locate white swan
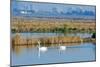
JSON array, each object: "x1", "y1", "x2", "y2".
[
  {"x1": 59, "y1": 46, "x2": 66, "y2": 51},
  {"x1": 37, "y1": 41, "x2": 48, "y2": 52},
  {"x1": 37, "y1": 41, "x2": 48, "y2": 58},
  {"x1": 59, "y1": 43, "x2": 66, "y2": 51},
  {"x1": 39, "y1": 47, "x2": 47, "y2": 52}
]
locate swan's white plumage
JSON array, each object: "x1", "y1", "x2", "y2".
[
  {"x1": 59, "y1": 46, "x2": 66, "y2": 51},
  {"x1": 39, "y1": 47, "x2": 47, "y2": 52},
  {"x1": 38, "y1": 41, "x2": 48, "y2": 52}
]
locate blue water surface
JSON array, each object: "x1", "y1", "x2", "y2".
[{"x1": 11, "y1": 42, "x2": 96, "y2": 66}]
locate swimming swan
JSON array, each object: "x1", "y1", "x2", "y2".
[{"x1": 37, "y1": 41, "x2": 48, "y2": 52}]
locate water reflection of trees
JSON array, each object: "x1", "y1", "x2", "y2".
[{"x1": 12, "y1": 44, "x2": 35, "y2": 55}]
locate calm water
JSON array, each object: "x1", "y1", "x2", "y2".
[
  {"x1": 11, "y1": 42, "x2": 96, "y2": 66},
  {"x1": 12, "y1": 33, "x2": 92, "y2": 38}
]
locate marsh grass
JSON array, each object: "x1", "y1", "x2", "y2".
[
  {"x1": 11, "y1": 18, "x2": 96, "y2": 33},
  {"x1": 12, "y1": 33, "x2": 96, "y2": 47}
]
